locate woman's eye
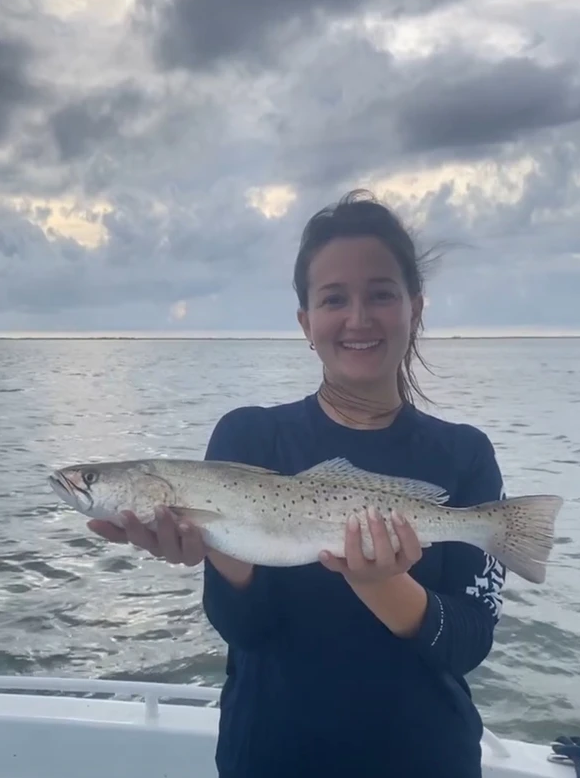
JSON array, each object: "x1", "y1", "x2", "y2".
[
  {"x1": 322, "y1": 294, "x2": 345, "y2": 306},
  {"x1": 372, "y1": 289, "x2": 396, "y2": 301}
]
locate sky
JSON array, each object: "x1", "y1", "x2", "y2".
[{"x1": 1, "y1": 0, "x2": 579, "y2": 336}]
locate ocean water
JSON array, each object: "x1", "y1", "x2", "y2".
[{"x1": 0, "y1": 337, "x2": 579, "y2": 744}]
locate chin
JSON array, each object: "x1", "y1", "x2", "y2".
[
  {"x1": 332, "y1": 359, "x2": 398, "y2": 388},
  {"x1": 334, "y1": 366, "x2": 390, "y2": 387}
]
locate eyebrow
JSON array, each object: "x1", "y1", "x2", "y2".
[{"x1": 317, "y1": 277, "x2": 397, "y2": 292}]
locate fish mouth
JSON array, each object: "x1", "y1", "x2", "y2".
[{"x1": 48, "y1": 470, "x2": 94, "y2": 513}]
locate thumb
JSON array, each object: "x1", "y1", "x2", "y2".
[{"x1": 318, "y1": 551, "x2": 345, "y2": 573}]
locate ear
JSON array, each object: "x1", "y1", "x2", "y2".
[
  {"x1": 297, "y1": 308, "x2": 312, "y2": 343},
  {"x1": 410, "y1": 294, "x2": 424, "y2": 332}
]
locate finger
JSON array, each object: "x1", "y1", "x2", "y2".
[
  {"x1": 155, "y1": 507, "x2": 184, "y2": 564},
  {"x1": 391, "y1": 511, "x2": 422, "y2": 564},
  {"x1": 318, "y1": 550, "x2": 348, "y2": 574},
  {"x1": 367, "y1": 507, "x2": 396, "y2": 567},
  {"x1": 345, "y1": 513, "x2": 367, "y2": 571},
  {"x1": 177, "y1": 522, "x2": 206, "y2": 567},
  {"x1": 87, "y1": 519, "x2": 128, "y2": 544},
  {"x1": 123, "y1": 511, "x2": 162, "y2": 557}
]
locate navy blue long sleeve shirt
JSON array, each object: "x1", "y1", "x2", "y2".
[{"x1": 202, "y1": 393, "x2": 506, "y2": 778}]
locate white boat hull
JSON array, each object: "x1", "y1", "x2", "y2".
[{"x1": 0, "y1": 676, "x2": 572, "y2": 778}]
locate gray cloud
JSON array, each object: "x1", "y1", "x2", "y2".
[
  {"x1": 397, "y1": 56, "x2": 580, "y2": 152},
  {"x1": 267, "y1": 38, "x2": 580, "y2": 191},
  {"x1": 0, "y1": 36, "x2": 40, "y2": 140},
  {"x1": 0, "y1": 0, "x2": 579, "y2": 333},
  {"x1": 0, "y1": 172, "x2": 289, "y2": 320},
  {"x1": 50, "y1": 83, "x2": 147, "y2": 162},
  {"x1": 139, "y1": 0, "x2": 453, "y2": 73}
]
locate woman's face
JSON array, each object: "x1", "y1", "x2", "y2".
[{"x1": 298, "y1": 236, "x2": 423, "y2": 391}]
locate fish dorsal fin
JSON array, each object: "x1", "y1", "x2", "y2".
[
  {"x1": 297, "y1": 458, "x2": 450, "y2": 505},
  {"x1": 218, "y1": 461, "x2": 279, "y2": 476}
]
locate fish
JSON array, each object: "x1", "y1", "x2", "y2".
[{"x1": 47, "y1": 456, "x2": 564, "y2": 584}]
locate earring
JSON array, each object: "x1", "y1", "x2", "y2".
[{"x1": 309, "y1": 342, "x2": 315, "y2": 350}]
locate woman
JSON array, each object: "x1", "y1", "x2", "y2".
[{"x1": 89, "y1": 190, "x2": 507, "y2": 778}]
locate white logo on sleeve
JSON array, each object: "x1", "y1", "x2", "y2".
[{"x1": 465, "y1": 482, "x2": 506, "y2": 620}]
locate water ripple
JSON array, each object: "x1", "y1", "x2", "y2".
[{"x1": 0, "y1": 338, "x2": 579, "y2": 742}]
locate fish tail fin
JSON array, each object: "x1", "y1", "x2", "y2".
[{"x1": 485, "y1": 495, "x2": 563, "y2": 584}]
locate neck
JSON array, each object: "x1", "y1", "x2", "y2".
[{"x1": 316, "y1": 373, "x2": 403, "y2": 430}]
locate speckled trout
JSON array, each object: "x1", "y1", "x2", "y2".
[{"x1": 48, "y1": 457, "x2": 563, "y2": 583}]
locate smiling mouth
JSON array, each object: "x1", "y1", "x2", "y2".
[{"x1": 340, "y1": 340, "x2": 382, "y2": 351}]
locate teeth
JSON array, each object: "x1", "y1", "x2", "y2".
[{"x1": 342, "y1": 341, "x2": 380, "y2": 350}]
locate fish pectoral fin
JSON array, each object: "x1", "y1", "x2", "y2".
[
  {"x1": 297, "y1": 458, "x2": 450, "y2": 505},
  {"x1": 168, "y1": 507, "x2": 224, "y2": 525}
]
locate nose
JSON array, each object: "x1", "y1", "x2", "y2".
[{"x1": 346, "y1": 297, "x2": 372, "y2": 328}]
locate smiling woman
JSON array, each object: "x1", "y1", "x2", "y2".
[
  {"x1": 89, "y1": 189, "x2": 511, "y2": 778},
  {"x1": 293, "y1": 190, "x2": 432, "y2": 421}
]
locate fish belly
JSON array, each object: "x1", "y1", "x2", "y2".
[{"x1": 199, "y1": 519, "x2": 344, "y2": 566}]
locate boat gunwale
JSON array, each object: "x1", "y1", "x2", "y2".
[{"x1": 0, "y1": 674, "x2": 567, "y2": 777}]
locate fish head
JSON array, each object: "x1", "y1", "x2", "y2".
[{"x1": 48, "y1": 460, "x2": 176, "y2": 521}]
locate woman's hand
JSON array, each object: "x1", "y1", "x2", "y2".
[
  {"x1": 87, "y1": 506, "x2": 255, "y2": 588},
  {"x1": 87, "y1": 506, "x2": 206, "y2": 566},
  {"x1": 319, "y1": 506, "x2": 423, "y2": 586},
  {"x1": 320, "y1": 507, "x2": 428, "y2": 638}
]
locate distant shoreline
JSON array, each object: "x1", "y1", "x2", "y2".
[{"x1": 1, "y1": 335, "x2": 579, "y2": 342}]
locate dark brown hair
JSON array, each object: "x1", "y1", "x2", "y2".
[{"x1": 293, "y1": 188, "x2": 437, "y2": 406}]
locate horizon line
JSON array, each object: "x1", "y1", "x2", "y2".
[{"x1": 1, "y1": 326, "x2": 580, "y2": 341}]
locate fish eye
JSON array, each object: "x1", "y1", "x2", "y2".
[{"x1": 83, "y1": 470, "x2": 99, "y2": 487}]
